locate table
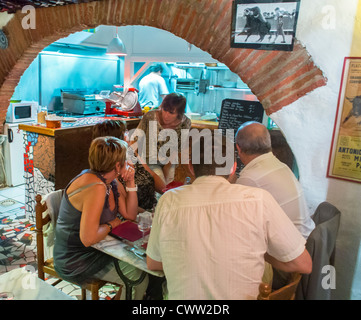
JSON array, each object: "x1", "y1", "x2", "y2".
[
  {"x1": 0, "y1": 268, "x2": 75, "y2": 300},
  {"x1": 92, "y1": 235, "x2": 164, "y2": 300}
]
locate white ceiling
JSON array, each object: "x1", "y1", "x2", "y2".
[{"x1": 55, "y1": 25, "x2": 217, "y2": 63}]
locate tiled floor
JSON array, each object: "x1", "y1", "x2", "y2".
[{"x1": 0, "y1": 185, "x2": 119, "y2": 300}]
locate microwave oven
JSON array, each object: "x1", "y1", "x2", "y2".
[{"x1": 6, "y1": 101, "x2": 39, "y2": 123}]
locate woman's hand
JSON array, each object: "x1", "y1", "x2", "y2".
[
  {"x1": 108, "y1": 216, "x2": 122, "y2": 231},
  {"x1": 121, "y1": 164, "x2": 135, "y2": 183}
]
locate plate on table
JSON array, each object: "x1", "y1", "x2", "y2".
[{"x1": 62, "y1": 117, "x2": 78, "y2": 122}]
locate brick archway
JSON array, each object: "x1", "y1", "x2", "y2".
[{"x1": 0, "y1": 0, "x2": 326, "y2": 132}]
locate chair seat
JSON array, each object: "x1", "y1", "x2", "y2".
[
  {"x1": 43, "y1": 257, "x2": 112, "y2": 297},
  {"x1": 43, "y1": 258, "x2": 60, "y2": 279},
  {"x1": 44, "y1": 257, "x2": 55, "y2": 268}
]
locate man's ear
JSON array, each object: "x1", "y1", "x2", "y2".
[
  {"x1": 188, "y1": 163, "x2": 195, "y2": 177},
  {"x1": 231, "y1": 161, "x2": 237, "y2": 175},
  {"x1": 227, "y1": 161, "x2": 238, "y2": 183},
  {"x1": 236, "y1": 144, "x2": 241, "y2": 156}
]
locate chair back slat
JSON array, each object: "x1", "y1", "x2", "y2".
[
  {"x1": 35, "y1": 194, "x2": 47, "y2": 280},
  {"x1": 258, "y1": 273, "x2": 301, "y2": 300}
]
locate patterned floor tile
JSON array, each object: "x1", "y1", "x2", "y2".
[{"x1": 0, "y1": 186, "x2": 123, "y2": 300}]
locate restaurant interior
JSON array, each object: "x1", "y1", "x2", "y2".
[{"x1": 0, "y1": 0, "x2": 361, "y2": 301}]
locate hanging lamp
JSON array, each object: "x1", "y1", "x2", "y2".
[{"x1": 106, "y1": 27, "x2": 127, "y2": 56}]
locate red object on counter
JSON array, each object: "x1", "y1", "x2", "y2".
[{"x1": 105, "y1": 88, "x2": 143, "y2": 117}]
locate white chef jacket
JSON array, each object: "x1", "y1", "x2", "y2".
[
  {"x1": 236, "y1": 152, "x2": 315, "y2": 239},
  {"x1": 146, "y1": 176, "x2": 306, "y2": 300},
  {"x1": 138, "y1": 72, "x2": 169, "y2": 108}
]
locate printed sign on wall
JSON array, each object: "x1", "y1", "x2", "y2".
[{"x1": 328, "y1": 57, "x2": 361, "y2": 183}]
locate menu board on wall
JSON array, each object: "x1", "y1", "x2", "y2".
[
  {"x1": 218, "y1": 99, "x2": 264, "y2": 135},
  {"x1": 327, "y1": 57, "x2": 361, "y2": 184},
  {"x1": 219, "y1": 98, "x2": 264, "y2": 176}
]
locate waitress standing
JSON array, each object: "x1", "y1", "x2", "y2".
[{"x1": 131, "y1": 92, "x2": 191, "y2": 186}]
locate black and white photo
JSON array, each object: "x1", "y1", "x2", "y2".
[{"x1": 231, "y1": 0, "x2": 301, "y2": 51}]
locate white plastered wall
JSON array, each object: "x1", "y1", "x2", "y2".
[{"x1": 271, "y1": 0, "x2": 361, "y2": 299}]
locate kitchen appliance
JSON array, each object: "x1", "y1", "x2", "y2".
[
  {"x1": 61, "y1": 89, "x2": 106, "y2": 115},
  {"x1": 3, "y1": 122, "x2": 33, "y2": 186},
  {"x1": 102, "y1": 88, "x2": 143, "y2": 117},
  {"x1": 175, "y1": 78, "x2": 208, "y2": 94},
  {"x1": 6, "y1": 101, "x2": 38, "y2": 123}
]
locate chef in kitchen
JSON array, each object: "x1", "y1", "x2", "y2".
[{"x1": 138, "y1": 63, "x2": 169, "y2": 110}]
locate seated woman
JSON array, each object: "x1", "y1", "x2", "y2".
[
  {"x1": 130, "y1": 92, "x2": 191, "y2": 185},
  {"x1": 53, "y1": 136, "x2": 148, "y2": 299},
  {"x1": 92, "y1": 119, "x2": 165, "y2": 211}
]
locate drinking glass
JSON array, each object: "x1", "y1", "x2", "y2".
[
  {"x1": 0, "y1": 292, "x2": 14, "y2": 300},
  {"x1": 137, "y1": 211, "x2": 152, "y2": 245}
]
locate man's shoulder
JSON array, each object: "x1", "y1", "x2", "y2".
[
  {"x1": 240, "y1": 153, "x2": 286, "y2": 177},
  {"x1": 223, "y1": 181, "x2": 273, "y2": 201}
]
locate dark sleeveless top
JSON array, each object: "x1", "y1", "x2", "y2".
[{"x1": 53, "y1": 169, "x2": 120, "y2": 285}]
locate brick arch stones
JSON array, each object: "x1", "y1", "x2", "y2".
[{"x1": 0, "y1": 0, "x2": 327, "y2": 133}]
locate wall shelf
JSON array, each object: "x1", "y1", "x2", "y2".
[
  {"x1": 207, "y1": 86, "x2": 251, "y2": 92},
  {"x1": 205, "y1": 66, "x2": 229, "y2": 70}
]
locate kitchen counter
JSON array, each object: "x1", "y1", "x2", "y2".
[
  {"x1": 18, "y1": 116, "x2": 140, "y2": 136},
  {"x1": 190, "y1": 120, "x2": 219, "y2": 130},
  {"x1": 19, "y1": 117, "x2": 219, "y2": 135}
]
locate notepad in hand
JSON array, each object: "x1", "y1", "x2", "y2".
[{"x1": 110, "y1": 220, "x2": 149, "y2": 242}]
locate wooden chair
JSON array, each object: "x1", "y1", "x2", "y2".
[
  {"x1": 35, "y1": 194, "x2": 122, "y2": 300},
  {"x1": 257, "y1": 272, "x2": 301, "y2": 300}
]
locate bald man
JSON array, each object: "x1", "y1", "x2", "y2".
[{"x1": 235, "y1": 121, "x2": 315, "y2": 239}]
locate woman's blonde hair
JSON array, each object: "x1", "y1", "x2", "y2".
[{"x1": 88, "y1": 136, "x2": 127, "y2": 173}]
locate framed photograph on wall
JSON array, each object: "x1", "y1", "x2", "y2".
[
  {"x1": 327, "y1": 57, "x2": 361, "y2": 184},
  {"x1": 231, "y1": 0, "x2": 301, "y2": 51}
]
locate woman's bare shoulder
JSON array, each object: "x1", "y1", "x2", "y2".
[{"x1": 67, "y1": 172, "x2": 105, "y2": 194}]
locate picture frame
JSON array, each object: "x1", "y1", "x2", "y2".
[
  {"x1": 231, "y1": 0, "x2": 301, "y2": 51},
  {"x1": 327, "y1": 57, "x2": 361, "y2": 184}
]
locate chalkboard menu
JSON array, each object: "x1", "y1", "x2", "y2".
[
  {"x1": 219, "y1": 99, "x2": 264, "y2": 135},
  {"x1": 219, "y1": 99, "x2": 264, "y2": 176}
]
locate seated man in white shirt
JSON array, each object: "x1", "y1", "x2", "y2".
[
  {"x1": 146, "y1": 133, "x2": 312, "y2": 300},
  {"x1": 235, "y1": 121, "x2": 315, "y2": 239}
]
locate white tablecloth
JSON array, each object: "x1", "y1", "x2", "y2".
[
  {"x1": 92, "y1": 235, "x2": 164, "y2": 277},
  {"x1": 0, "y1": 268, "x2": 75, "y2": 300}
]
